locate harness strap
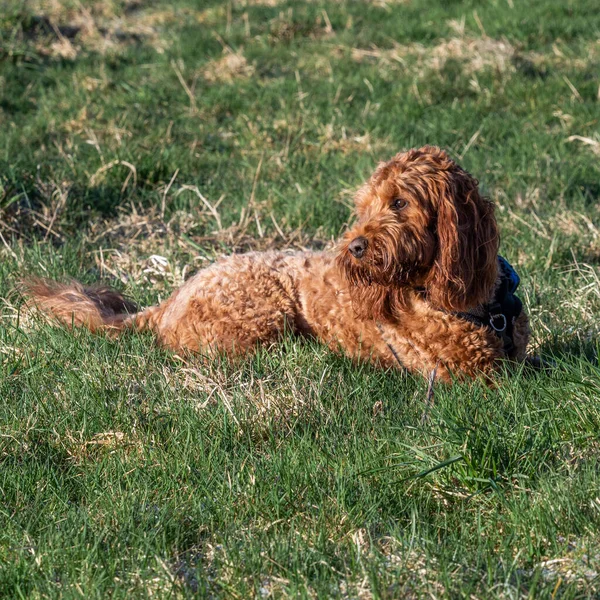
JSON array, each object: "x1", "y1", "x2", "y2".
[{"x1": 454, "y1": 257, "x2": 523, "y2": 355}]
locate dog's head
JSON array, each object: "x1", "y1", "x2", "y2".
[{"x1": 337, "y1": 146, "x2": 499, "y2": 320}]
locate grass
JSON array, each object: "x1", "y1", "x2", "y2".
[{"x1": 1, "y1": 0, "x2": 600, "y2": 597}]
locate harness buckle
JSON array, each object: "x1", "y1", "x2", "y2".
[{"x1": 489, "y1": 313, "x2": 507, "y2": 332}]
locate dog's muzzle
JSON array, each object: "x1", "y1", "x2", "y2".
[{"x1": 348, "y1": 236, "x2": 368, "y2": 259}]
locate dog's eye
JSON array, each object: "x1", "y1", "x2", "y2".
[{"x1": 391, "y1": 198, "x2": 409, "y2": 211}]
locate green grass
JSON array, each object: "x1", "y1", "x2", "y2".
[{"x1": 1, "y1": 0, "x2": 600, "y2": 597}]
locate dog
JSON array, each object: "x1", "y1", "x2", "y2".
[{"x1": 22, "y1": 146, "x2": 530, "y2": 381}]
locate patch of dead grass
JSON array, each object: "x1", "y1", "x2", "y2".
[
  {"x1": 268, "y1": 8, "x2": 334, "y2": 44},
  {"x1": 517, "y1": 536, "x2": 600, "y2": 586},
  {"x1": 237, "y1": 0, "x2": 288, "y2": 6},
  {"x1": 63, "y1": 430, "x2": 146, "y2": 464},
  {"x1": 201, "y1": 48, "x2": 255, "y2": 84},
  {"x1": 0, "y1": 426, "x2": 145, "y2": 466},
  {"x1": 159, "y1": 352, "x2": 331, "y2": 441},
  {"x1": 428, "y1": 36, "x2": 516, "y2": 74},
  {"x1": 22, "y1": 1, "x2": 218, "y2": 59},
  {"x1": 336, "y1": 536, "x2": 444, "y2": 599},
  {"x1": 317, "y1": 124, "x2": 381, "y2": 155},
  {"x1": 527, "y1": 39, "x2": 600, "y2": 71},
  {"x1": 568, "y1": 135, "x2": 600, "y2": 156},
  {"x1": 350, "y1": 36, "x2": 517, "y2": 76},
  {"x1": 349, "y1": 35, "x2": 599, "y2": 84},
  {"x1": 82, "y1": 192, "x2": 333, "y2": 293}
]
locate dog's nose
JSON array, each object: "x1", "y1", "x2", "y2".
[{"x1": 348, "y1": 236, "x2": 368, "y2": 258}]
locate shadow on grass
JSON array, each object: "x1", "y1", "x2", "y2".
[
  {"x1": 0, "y1": 180, "x2": 161, "y2": 244},
  {"x1": 528, "y1": 334, "x2": 599, "y2": 385}
]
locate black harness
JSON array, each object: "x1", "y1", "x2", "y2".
[{"x1": 454, "y1": 256, "x2": 523, "y2": 355}]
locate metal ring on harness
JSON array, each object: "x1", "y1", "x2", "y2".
[{"x1": 489, "y1": 313, "x2": 507, "y2": 332}]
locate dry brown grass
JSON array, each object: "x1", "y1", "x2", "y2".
[
  {"x1": 268, "y1": 8, "x2": 334, "y2": 44},
  {"x1": 349, "y1": 34, "x2": 600, "y2": 84},
  {"x1": 527, "y1": 39, "x2": 600, "y2": 71},
  {"x1": 167, "y1": 357, "x2": 326, "y2": 440},
  {"x1": 316, "y1": 124, "x2": 386, "y2": 155},
  {"x1": 86, "y1": 204, "x2": 333, "y2": 291},
  {"x1": 350, "y1": 35, "x2": 517, "y2": 76},
  {"x1": 62, "y1": 429, "x2": 145, "y2": 464},
  {"x1": 201, "y1": 48, "x2": 255, "y2": 84},
  {"x1": 23, "y1": 0, "x2": 220, "y2": 58}
]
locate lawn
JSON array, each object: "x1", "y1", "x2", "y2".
[{"x1": 1, "y1": 0, "x2": 600, "y2": 597}]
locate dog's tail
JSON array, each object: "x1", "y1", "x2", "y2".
[{"x1": 20, "y1": 277, "x2": 161, "y2": 336}]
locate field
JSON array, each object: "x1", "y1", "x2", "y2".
[{"x1": 1, "y1": 0, "x2": 600, "y2": 597}]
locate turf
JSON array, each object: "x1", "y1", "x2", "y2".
[{"x1": 1, "y1": 0, "x2": 600, "y2": 597}]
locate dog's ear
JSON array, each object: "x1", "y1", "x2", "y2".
[{"x1": 424, "y1": 167, "x2": 499, "y2": 311}]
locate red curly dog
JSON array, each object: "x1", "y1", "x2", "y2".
[{"x1": 24, "y1": 146, "x2": 530, "y2": 381}]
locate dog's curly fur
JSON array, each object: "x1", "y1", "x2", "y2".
[{"x1": 22, "y1": 146, "x2": 530, "y2": 381}]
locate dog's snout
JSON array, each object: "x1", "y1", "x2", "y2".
[{"x1": 348, "y1": 236, "x2": 368, "y2": 258}]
